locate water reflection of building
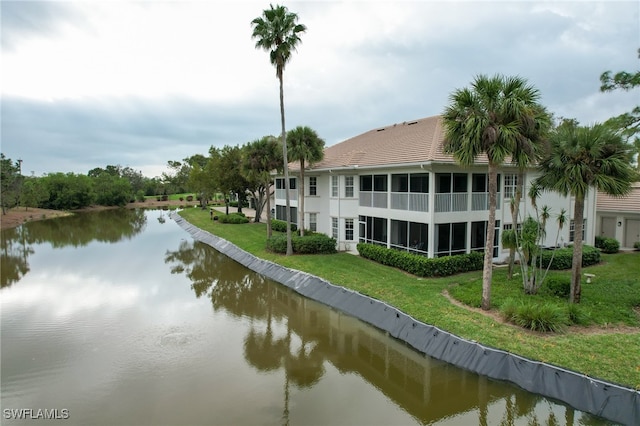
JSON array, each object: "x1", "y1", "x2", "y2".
[{"x1": 268, "y1": 284, "x2": 542, "y2": 425}]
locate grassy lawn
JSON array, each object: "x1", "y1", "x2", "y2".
[{"x1": 178, "y1": 207, "x2": 640, "y2": 389}]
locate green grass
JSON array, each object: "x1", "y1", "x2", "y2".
[{"x1": 178, "y1": 208, "x2": 640, "y2": 389}]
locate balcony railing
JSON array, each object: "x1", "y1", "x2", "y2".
[
  {"x1": 359, "y1": 191, "x2": 387, "y2": 208},
  {"x1": 390, "y1": 192, "x2": 429, "y2": 212},
  {"x1": 275, "y1": 189, "x2": 298, "y2": 201},
  {"x1": 434, "y1": 193, "x2": 467, "y2": 213},
  {"x1": 472, "y1": 192, "x2": 501, "y2": 211}
]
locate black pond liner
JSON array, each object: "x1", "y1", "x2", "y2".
[{"x1": 171, "y1": 213, "x2": 640, "y2": 425}]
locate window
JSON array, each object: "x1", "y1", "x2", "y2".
[
  {"x1": 309, "y1": 213, "x2": 317, "y2": 232},
  {"x1": 569, "y1": 219, "x2": 587, "y2": 242},
  {"x1": 373, "y1": 175, "x2": 388, "y2": 192},
  {"x1": 345, "y1": 176, "x2": 354, "y2": 198},
  {"x1": 345, "y1": 218, "x2": 354, "y2": 241},
  {"x1": 276, "y1": 205, "x2": 298, "y2": 223},
  {"x1": 360, "y1": 175, "x2": 373, "y2": 192},
  {"x1": 392, "y1": 174, "x2": 409, "y2": 192},
  {"x1": 276, "y1": 178, "x2": 296, "y2": 189},
  {"x1": 331, "y1": 175, "x2": 339, "y2": 197},
  {"x1": 504, "y1": 174, "x2": 518, "y2": 200},
  {"x1": 358, "y1": 215, "x2": 387, "y2": 245},
  {"x1": 436, "y1": 222, "x2": 467, "y2": 257},
  {"x1": 331, "y1": 217, "x2": 339, "y2": 239},
  {"x1": 471, "y1": 221, "x2": 500, "y2": 257},
  {"x1": 309, "y1": 176, "x2": 317, "y2": 196},
  {"x1": 409, "y1": 173, "x2": 429, "y2": 193},
  {"x1": 472, "y1": 174, "x2": 487, "y2": 192}
]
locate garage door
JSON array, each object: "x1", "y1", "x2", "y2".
[{"x1": 624, "y1": 219, "x2": 640, "y2": 248}]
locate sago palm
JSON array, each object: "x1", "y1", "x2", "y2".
[
  {"x1": 442, "y1": 74, "x2": 550, "y2": 310},
  {"x1": 251, "y1": 4, "x2": 306, "y2": 255},
  {"x1": 534, "y1": 122, "x2": 635, "y2": 303},
  {"x1": 287, "y1": 126, "x2": 325, "y2": 236}
]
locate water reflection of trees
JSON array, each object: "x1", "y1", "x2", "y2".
[
  {"x1": 0, "y1": 209, "x2": 147, "y2": 288},
  {"x1": 167, "y1": 239, "x2": 606, "y2": 425}
]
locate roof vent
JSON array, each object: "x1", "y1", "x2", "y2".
[
  {"x1": 376, "y1": 128, "x2": 385, "y2": 132},
  {"x1": 407, "y1": 121, "x2": 418, "y2": 125}
]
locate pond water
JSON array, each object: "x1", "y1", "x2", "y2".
[{"x1": 1, "y1": 209, "x2": 613, "y2": 425}]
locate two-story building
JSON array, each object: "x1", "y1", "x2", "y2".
[{"x1": 273, "y1": 115, "x2": 595, "y2": 261}]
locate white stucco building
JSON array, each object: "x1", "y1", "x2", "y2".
[
  {"x1": 596, "y1": 182, "x2": 640, "y2": 249},
  {"x1": 273, "y1": 115, "x2": 596, "y2": 261}
]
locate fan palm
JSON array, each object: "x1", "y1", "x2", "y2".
[
  {"x1": 442, "y1": 74, "x2": 550, "y2": 310},
  {"x1": 534, "y1": 122, "x2": 634, "y2": 303},
  {"x1": 252, "y1": 4, "x2": 307, "y2": 255},
  {"x1": 287, "y1": 126, "x2": 325, "y2": 236}
]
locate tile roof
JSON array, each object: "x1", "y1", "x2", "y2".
[{"x1": 297, "y1": 115, "x2": 489, "y2": 172}]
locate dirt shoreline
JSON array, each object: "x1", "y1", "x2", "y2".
[{"x1": 0, "y1": 200, "x2": 197, "y2": 231}]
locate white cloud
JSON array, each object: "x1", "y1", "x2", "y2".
[{"x1": 1, "y1": 1, "x2": 638, "y2": 176}]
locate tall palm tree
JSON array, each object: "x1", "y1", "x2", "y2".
[
  {"x1": 252, "y1": 4, "x2": 307, "y2": 256},
  {"x1": 442, "y1": 74, "x2": 550, "y2": 310},
  {"x1": 534, "y1": 121, "x2": 634, "y2": 303},
  {"x1": 287, "y1": 126, "x2": 325, "y2": 236}
]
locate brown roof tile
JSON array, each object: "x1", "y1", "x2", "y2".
[{"x1": 298, "y1": 115, "x2": 490, "y2": 172}]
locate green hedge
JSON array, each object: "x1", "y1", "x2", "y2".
[
  {"x1": 538, "y1": 245, "x2": 600, "y2": 269},
  {"x1": 267, "y1": 234, "x2": 336, "y2": 254},
  {"x1": 218, "y1": 213, "x2": 249, "y2": 224},
  {"x1": 600, "y1": 238, "x2": 620, "y2": 254},
  {"x1": 271, "y1": 219, "x2": 297, "y2": 233},
  {"x1": 356, "y1": 243, "x2": 483, "y2": 277}
]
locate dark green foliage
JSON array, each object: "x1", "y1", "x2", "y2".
[
  {"x1": 539, "y1": 245, "x2": 600, "y2": 269},
  {"x1": 635, "y1": 241, "x2": 640, "y2": 250},
  {"x1": 594, "y1": 235, "x2": 605, "y2": 249},
  {"x1": 544, "y1": 277, "x2": 571, "y2": 298},
  {"x1": 271, "y1": 219, "x2": 297, "y2": 232},
  {"x1": 356, "y1": 243, "x2": 483, "y2": 278},
  {"x1": 267, "y1": 234, "x2": 336, "y2": 254},
  {"x1": 566, "y1": 303, "x2": 591, "y2": 326},
  {"x1": 218, "y1": 213, "x2": 250, "y2": 224},
  {"x1": 501, "y1": 299, "x2": 569, "y2": 332},
  {"x1": 599, "y1": 238, "x2": 620, "y2": 254}
]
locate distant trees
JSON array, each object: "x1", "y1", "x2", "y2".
[
  {"x1": 1, "y1": 154, "x2": 22, "y2": 214},
  {"x1": 600, "y1": 48, "x2": 640, "y2": 169}
]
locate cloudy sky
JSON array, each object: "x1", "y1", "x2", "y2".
[{"x1": 2, "y1": 1, "x2": 638, "y2": 178}]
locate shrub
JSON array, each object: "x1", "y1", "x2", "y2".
[
  {"x1": 539, "y1": 245, "x2": 600, "y2": 269},
  {"x1": 635, "y1": 241, "x2": 640, "y2": 250},
  {"x1": 500, "y1": 299, "x2": 568, "y2": 333},
  {"x1": 271, "y1": 219, "x2": 297, "y2": 233},
  {"x1": 600, "y1": 238, "x2": 619, "y2": 254},
  {"x1": 218, "y1": 213, "x2": 249, "y2": 224},
  {"x1": 544, "y1": 277, "x2": 571, "y2": 299},
  {"x1": 594, "y1": 235, "x2": 605, "y2": 249},
  {"x1": 186, "y1": 195, "x2": 193, "y2": 202},
  {"x1": 135, "y1": 190, "x2": 146, "y2": 202},
  {"x1": 356, "y1": 243, "x2": 483, "y2": 278},
  {"x1": 266, "y1": 233, "x2": 337, "y2": 254}
]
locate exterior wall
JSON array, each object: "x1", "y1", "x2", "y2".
[
  {"x1": 274, "y1": 165, "x2": 596, "y2": 260},
  {"x1": 596, "y1": 211, "x2": 640, "y2": 249}
]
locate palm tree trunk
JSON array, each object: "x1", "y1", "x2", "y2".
[
  {"x1": 279, "y1": 75, "x2": 293, "y2": 255},
  {"x1": 266, "y1": 183, "x2": 273, "y2": 235},
  {"x1": 570, "y1": 196, "x2": 585, "y2": 303},
  {"x1": 299, "y1": 160, "x2": 305, "y2": 237},
  {"x1": 507, "y1": 171, "x2": 524, "y2": 279},
  {"x1": 482, "y1": 163, "x2": 498, "y2": 310}
]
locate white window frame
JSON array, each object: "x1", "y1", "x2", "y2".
[
  {"x1": 309, "y1": 213, "x2": 317, "y2": 232},
  {"x1": 309, "y1": 176, "x2": 317, "y2": 196},
  {"x1": 345, "y1": 176, "x2": 354, "y2": 198},
  {"x1": 504, "y1": 174, "x2": 518, "y2": 200},
  {"x1": 331, "y1": 217, "x2": 339, "y2": 239},
  {"x1": 345, "y1": 218, "x2": 354, "y2": 241},
  {"x1": 331, "y1": 175, "x2": 339, "y2": 197}
]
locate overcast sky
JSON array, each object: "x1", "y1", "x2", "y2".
[{"x1": 2, "y1": 1, "x2": 638, "y2": 178}]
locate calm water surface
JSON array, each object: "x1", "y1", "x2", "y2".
[{"x1": 1, "y1": 209, "x2": 613, "y2": 425}]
